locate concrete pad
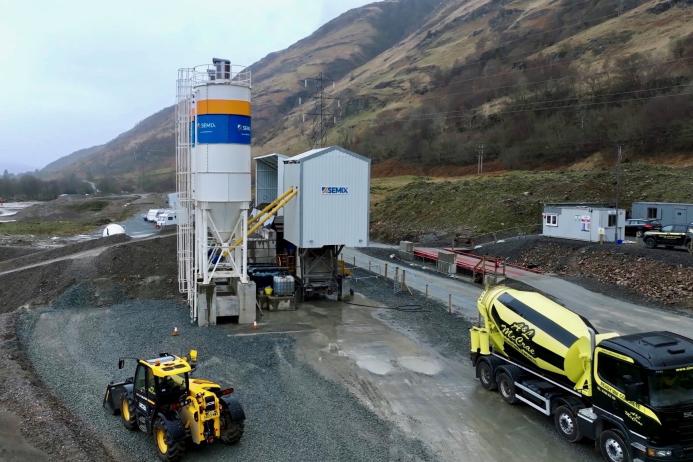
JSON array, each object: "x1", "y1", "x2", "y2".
[{"x1": 229, "y1": 296, "x2": 597, "y2": 462}]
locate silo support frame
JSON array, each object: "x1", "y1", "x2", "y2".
[{"x1": 202, "y1": 209, "x2": 249, "y2": 284}]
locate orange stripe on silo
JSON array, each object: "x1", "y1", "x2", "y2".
[{"x1": 196, "y1": 99, "x2": 251, "y2": 116}]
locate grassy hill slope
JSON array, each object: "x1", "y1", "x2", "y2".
[{"x1": 370, "y1": 163, "x2": 693, "y2": 241}]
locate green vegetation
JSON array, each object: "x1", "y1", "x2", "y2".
[
  {"x1": 0, "y1": 220, "x2": 93, "y2": 236},
  {"x1": 370, "y1": 164, "x2": 693, "y2": 241},
  {"x1": 0, "y1": 195, "x2": 137, "y2": 236},
  {"x1": 66, "y1": 200, "x2": 109, "y2": 213}
]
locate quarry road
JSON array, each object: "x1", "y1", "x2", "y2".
[
  {"x1": 344, "y1": 247, "x2": 693, "y2": 335},
  {"x1": 343, "y1": 247, "x2": 482, "y2": 319},
  {"x1": 512, "y1": 271, "x2": 693, "y2": 336}
]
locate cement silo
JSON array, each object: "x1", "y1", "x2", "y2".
[{"x1": 176, "y1": 58, "x2": 256, "y2": 326}]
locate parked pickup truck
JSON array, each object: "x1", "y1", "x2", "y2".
[{"x1": 643, "y1": 224, "x2": 691, "y2": 250}]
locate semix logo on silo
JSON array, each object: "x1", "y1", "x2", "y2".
[
  {"x1": 322, "y1": 186, "x2": 349, "y2": 195},
  {"x1": 196, "y1": 114, "x2": 251, "y2": 145}
]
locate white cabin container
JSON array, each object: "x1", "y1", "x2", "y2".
[{"x1": 283, "y1": 146, "x2": 370, "y2": 248}]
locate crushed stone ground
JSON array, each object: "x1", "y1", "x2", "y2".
[{"x1": 18, "y1": 297, "x2": 435, "y2": 462}]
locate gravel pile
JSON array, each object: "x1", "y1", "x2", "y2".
[
  {"x1": 476, "y1": 236, "x2": 693, "y2": 308},
  {"x1": 574, "y1": 253, "x2": 692, "y2": 308},
  {"x1": 19, "y1": 293, "x2": 435, "y2": 462}
]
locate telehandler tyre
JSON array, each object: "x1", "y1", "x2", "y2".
[
  {"x1": 153, "y1": 418, "x2": 185, "y2": 462},
  {"x1": 120, "y1": 396, "x2": 137, "y2": 431},
  {"x1": 220, "y1": 409, "x2": 244, "y2": 445}
]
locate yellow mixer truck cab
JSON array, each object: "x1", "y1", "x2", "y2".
[
  {"x1": 470, "y1": 286, "x2": 693, "y2": 462},
  {"x1": 103, "y1": 351, "x2": 245, "y2": 461}
]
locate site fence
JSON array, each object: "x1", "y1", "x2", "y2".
[{"x1": 341, "y1": 252, "x2": 469, "y2": 316}]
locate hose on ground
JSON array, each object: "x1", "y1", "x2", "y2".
[{"x1": 344, "y1": 301, "x2": 428, "y2": 312}]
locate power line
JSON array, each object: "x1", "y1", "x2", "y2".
[
  {"x1": 342, "y1": 87, "x2": 693, "y2": 128},
  {"x1": 299, "y1": 72, "x2": 341, "y2": 148}
]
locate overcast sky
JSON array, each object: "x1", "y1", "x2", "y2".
[{"x1": 0, "y1": 0, "x2": 372, "y2": 172}]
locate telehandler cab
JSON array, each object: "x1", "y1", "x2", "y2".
[{"x1": 103, "y1": 350, "x2": 245, "y2": 461}]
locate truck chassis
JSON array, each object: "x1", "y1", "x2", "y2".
[{"x1": 472, "y1": 352, "x2": 688, "y2": 462}]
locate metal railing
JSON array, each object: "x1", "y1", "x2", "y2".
[
  {"x1": 342, "y1": 253, "x2": 467, "y2": 316},
  {"x1": 189, "y1": 63, "x2": 251, "y2": 88}
]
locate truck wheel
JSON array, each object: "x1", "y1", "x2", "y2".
[
  {"x1": 554, "y1": 405, "x2": 582, "y2": 443},
  {"x1": 120, "y1": 396, "x2": 137, "y2": 431},
  {"x1": 644, "y1": 237, "x2": 656, "y2": 249},
  {"x1": 599, "y1": 430, "x2": 631, "y2": 462},
  {"x1": 153, "y1": 418, "x2": 185, "y2": 462},
  {"x1": 476, "y1": 360, "x2": 497, "y2": 391},
  {"x1": 220, "y1": 409, "x2": 244, "y2": 445},
  {"x1": 497, "y1": 373, "x2": 517, "y2": 404}
]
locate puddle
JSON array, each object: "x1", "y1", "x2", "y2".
[
  {"x1": 398, "y1": 356, "x2": 442, "y2": 376},
  {"x1": 356, "y1": 357, "x2": 394, "y2": 375}
]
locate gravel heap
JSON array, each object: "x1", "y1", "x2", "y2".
[
  {"x1": 19, "y1": 293, "x2": 435, "y2": 462},
  {"x1": 573, "y1": 253, "x2": 692, "y2": 308},
  {"x1": 476, "y1": 236, "x2": 693, "y2": 308}
]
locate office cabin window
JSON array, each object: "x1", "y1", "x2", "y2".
[
  {"x1": 647, "y1": 207, "x2": 658, "y2": 219},
  {"x1": 545, "y1": 214, "x2": 558, "y2": 227}
]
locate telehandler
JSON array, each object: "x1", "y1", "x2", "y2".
[{"x1": 103, "y1": 350, "x2": 245, "y2": 461}]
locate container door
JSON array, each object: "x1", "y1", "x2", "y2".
[
  {"x1": 674, "y1": 208, "x2": 687, "y2": 225},
  {"x1": 594, "y1": 350, "x2": 646, "y2": 431}
]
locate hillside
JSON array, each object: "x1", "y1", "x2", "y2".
[
  {"x1": 370, "y1": 163, "x2": 693, "y2": 242},
  {"x1": 42, "y1": 0, "x2": 443, "y2": 188},
  {"x1": 42, "y1": 0, "x2": 693, "y2": 189}
]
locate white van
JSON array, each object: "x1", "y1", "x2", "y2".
[
  {"x1": 145, "y1": 209, "x2": 161, "y2": 222},
  {"x1": 156, "y1": 211, "x2": 177, "y2": 228}
]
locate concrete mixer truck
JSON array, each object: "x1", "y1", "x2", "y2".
[{"x1": 470, "y1": 285, "x2": 693, "y2": 462}]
